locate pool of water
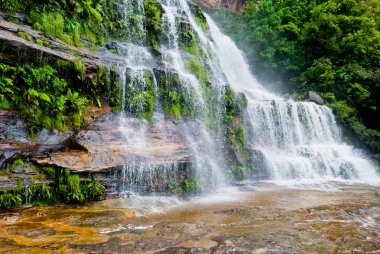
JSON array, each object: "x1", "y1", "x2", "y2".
[{"x1": 0, "y1": 182, "x2": 379, "y2": 253}]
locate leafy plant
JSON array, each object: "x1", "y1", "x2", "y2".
[
  {"x1": 82, "y1": 175, "x2": 105, "y2": 200},
  {"x1": 0, "y1": 191, "x2": 22, "y2": 210},
  {"x1": 182, "y1": 177, "x2": 203, "y2": 194}
]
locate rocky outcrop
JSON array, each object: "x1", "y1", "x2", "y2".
[
  {"x1": 0, "y1": 17, "x2": 124, "y2": 82},
  {"x1": 0, "y1": 110, "x2": 74, "y2": 166},
  {"x1": 34, "y1": 114, "x2": 191, "y2": 172},
  {"x1": 1, "y1": 109, "x2": 193, "y2": 191},
  {"x1": 309, "y1": 91, "x2": 324, "y2": 105},
  {"x1": 191, "y1": 0, "x2": 247, "y2": 12}
]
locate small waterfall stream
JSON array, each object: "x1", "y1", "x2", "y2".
[{"x1": 107, "y1": 0, "x2": 379, "y2": 194}]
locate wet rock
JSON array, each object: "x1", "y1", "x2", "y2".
[
  {"x1": 34, "y1": 114, "x2": 191, "y2": 172},
  {"x1": 214, "y1": 206, "x2": 265, "y2": 215},
  {"x1": 0, "y1": 110, "x2": 75, "y2": 166},
  {"x1": 191, "y1": 0, "x2": 247, "y2": 13},
  {"x1": 155, "y1": 247, "x2": 206, "y2": 254},
  {"x1": 308, "y1": 91, "x2": 324, "y2": 105},
  {"x1": 0, "y1": 18, "x2": 124, "y2": 73},
  {"x1": 0, "y1": 213, "x2": 20, "y2": 223}
]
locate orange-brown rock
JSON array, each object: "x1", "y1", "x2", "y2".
[
  {"x1": 191, "y1": 0, "x2": 247, "y2": 12},
  {"x1": 34, "y1": 114, "x2": 191, "y2": 172}
]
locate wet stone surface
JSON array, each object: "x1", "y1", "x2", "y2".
[{"x1": 0, "y1": 183, "x2": 379, "y2": 253}]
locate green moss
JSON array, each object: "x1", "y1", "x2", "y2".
[
  {"x1": 155, "y1": 70, "x2": 197, "y2": 120},
  {"x1": 74, "y1": 60, "x2": 86, "y2": 80},
  {"x1": 223, "y1": 86, "x2": 249, "y2": 161},
  {"x1": 36, "y1": 39, "x2": 51, "y2": 47},
  {"x1": 189, "y1": 4, "x2": 208, "y2": 31},
  {"x1": 186, "y1": 59, "x2": 209, "y2": 85},
  {"x1": 11, "y1": 159, "x2": 24, "y2": 171},
  {"x1": 124, "y1": 72, "x2": 155, "y2": 122},
  {"x1": 195, "y1": 17, "x2": 208, "y2": 32},
  {"x1": 183, "y1": 177, "x2": 203, "y2": 194},
  {"x1": 144, "y1": 0, "x2": 163, "y2": 50},
  {"x1": 17, "y1": 31, "x2": 33, "y2": 41},
  {"x1": 0, "y1": 168, "x2": 11, "y2": 175},
  {"x1": 178, "y1": 19, "x2": 204, "y2": 58},
  {"x1": 229, "y1": 166, "x2": 255, "y2": 180}
]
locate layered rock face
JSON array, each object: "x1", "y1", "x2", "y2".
[
  {"x1": 34, "y1": 115, "x2": 191, "y2": 172},
  {"x1": 191, "y1": 0, "x2": 247, "y2": 12},
  {"x1": 1, "y1": 109, "x2": 193, "y2": 190}
]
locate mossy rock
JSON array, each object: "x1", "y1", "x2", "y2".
[{"x1": 154, "y1": 68, "x2": 197, "y2": 120}]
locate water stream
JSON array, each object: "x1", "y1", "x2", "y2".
[{"x1": 108, "y1": 0, "x2": 379, "y2": 194}]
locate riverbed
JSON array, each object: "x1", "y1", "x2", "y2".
[{"x1": 0, "y1": 182, "x2": 379, "y2": 253}]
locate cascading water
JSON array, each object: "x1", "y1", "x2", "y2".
[
  {"x1": 205, "y1": 15, "x2": 380, "y2": 185},
  {"x1": 107, "y1": 0, "x2": 378, "y2": 195},
  {"x1": 108, "y1": 0, "x2": 230, "y2": 194}
]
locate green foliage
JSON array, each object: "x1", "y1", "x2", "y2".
[
  {"x1": 82, "y1": 175, "x2": 105, "y2": 200},
  {"x1": 168, "y1": 181, "x2": 181, "y2": 193},
  {"x1": 156, "y1": 71, "x2": 197, "y2": 120},
  {"x1": 17, "y1": 31, "x2": 33, "y2": 41},
  {"x1": 125, "y1": 72, "x2": 155, "y2": 121},
  {"x1": 0, "y1": 0, "x2": 25, "y2": 12},
  {"x1": 31, "y1": 184, "x2": 52, "y2": 201},
  {"x1": 0, "y1": 168, "x2": 11, "y2": 175},
  {"x1": 190, "y1": 4, "x2": 208, "y2": 31},
  {"x1": 74, "y1": 60, "x2": 86, "y2": 80},
  {"x1": 1, "y1": 0, "x2": 106, "y2": 47},
  {"x1": 36, "y1": 39, "x2": 51, "y2": 47},
  {"x1": 0, "y1": 166, "x2": 106, "y2": 210},
  {"x1": 229, "y1": 166, "x2": 255, "y2": 180},
  {"x1": 182, "y1": 177, "x2": 203, "y2": 194},
  {"x1": 144, "y1": 0, "x2": 163, "y2": 50},
  {"x1": 53, "y1": 169, "x2": 105, "y2": 204},
  {"x1": 0, "y1": 63, "x2": 90, "y2": 134},
  {"x1": 223, "y1": 86, "x2": 249, "y2": 160},
  {"x1": 32, "y1": 11, "x2": 65, "y2": 38},
  {"x1": 55, "y1": 169, "x2": 84, "y2": 204},
  {"x1": 11, "y1": 159, "x2": 24, "y2": 172},
  {"x1": 186, "y1": 59, "x2": 209, "y2": 85},
  {"x1": 0, "y1": 191, "x2": 22, "y2": 210}
]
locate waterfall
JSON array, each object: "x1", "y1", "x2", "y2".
[
  {"x1": 205, "y1": 16, "x2": 380, "y2": 185},
  {"x1": 107, "y1": 0, "x2": 378, "y2": 194}
]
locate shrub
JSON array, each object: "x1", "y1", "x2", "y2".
[{"x1": 0, "y1": 191, "x2": 22, "y2": 210}]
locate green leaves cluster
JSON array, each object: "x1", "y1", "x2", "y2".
[
  {"x1": 1, "y1": 0, "x2": 105, "y2": 47},
  {"x1": 0, "y1": 63, "x2": 89, "y2": 134},
  {"x1": 0, "y1": 191, "x2": 22, "y2": 210},
  {"x1": 54, "y1": 169, "x2": 105, "y2": 204},
  {"x1": 0, "y1": 166, "x2": 106, "y2": 210}
]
